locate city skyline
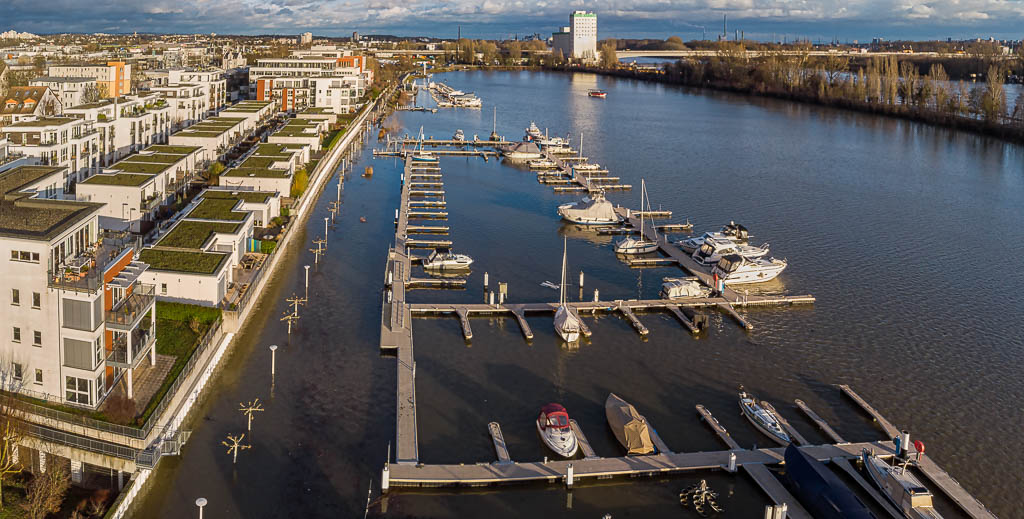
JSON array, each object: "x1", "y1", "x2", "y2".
[{"x1": 3, "y1": 0, "x2": 1023, "y2": 42}]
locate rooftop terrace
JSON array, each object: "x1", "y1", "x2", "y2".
[{"x1": 138, "y1": 248, "x2": 230, "y2": 275}]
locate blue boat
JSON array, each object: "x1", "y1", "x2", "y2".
[{"x1": 784, "y1": 443, "x2": 877, "y2": 519}]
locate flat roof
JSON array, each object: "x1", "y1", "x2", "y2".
[
  {"x1": 108, "y1": 161, "x2": 174, "y2": 175},
  {"x1": 186, "y1": 198, "x2": 248, "y2": 221},
  {"x1": 221, "y1": 167, "x2": 290, "y2": 178},
  {"x1": 157, "y1": 220, "x2": 242, "y2": 249},
  {"x1": 6, "y1": 117, "x2": 78, "y2": 128},
  {"x1": 240, "y1": 156, "x2": 291, "y2": 169},
  {"x1": 252, "y1": 143, "x2": 302, "y2": 156},
  {"x1": 146, "y1": 145, "x2": 202, "y2": 155},
  {"x1": 203, "y1": 189, "x2": 275, "y2": 204},
  {"x1": 80, "y1": 173, "x2": 153, "y2": 187},
  {"x1": 120, "y1": 153, "x2": 187, "y2": 165},
  {"x1": 0, "y1": 166, "x2": 102, "y2": 240},
  {"x1": 138, "y1": 248, "x2": 230, "y2": 275}
]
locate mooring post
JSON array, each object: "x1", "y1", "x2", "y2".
[
  {"x1": 484, "y1": 271, "x2": 489, "y2": 287},
  {"x1": 566, "y1": 463, "x2": 574, "y2": 488},
  {"x1": 489, "y1": 292, "x2": 495, "y2": 306},
  {"x1": 579, "y1": 270, "x2": 584, "y2": 288},
  {"x1": 382, "y1": 444, "x2": 391, "y2": 493},
  {"x1": 593, "y1": 289, "x2": 599, "y2": 302},
  {"x1": 727, "y1": 451, "x2": 737, "y2": 473}
]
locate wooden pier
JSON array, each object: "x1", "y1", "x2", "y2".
[
  {"x1": 488, "y1": 422, "x2": 511, "y2": 464},
  {"x1": 569, "y1": 420, "x2": 598, "y2": 459}
]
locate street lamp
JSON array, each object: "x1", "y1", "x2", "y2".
[
  {"x1": 195, "y1": 497, "x2": 208, "y2": 519},
  {"x1": 269, "y1": 345, "x2": 278, "y2": 376}
]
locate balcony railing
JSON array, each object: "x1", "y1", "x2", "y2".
[
  {"x1": 47, "y1": 236, "x2": 134, "y2": 293},
  {"x1": 105, "y1": 284, "x2": 156, "y2": 329},
  {"x1": 140, "y1": 195, "x2": 162, "y2": 211},
  {"x1": 106, "y1": 326, "x2": 154, "y2": 367}
]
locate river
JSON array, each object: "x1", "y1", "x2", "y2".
[{"x1": 133, "y1": 70, "x2": 1024, "y2": 518}]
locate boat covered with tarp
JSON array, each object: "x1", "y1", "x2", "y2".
[
  {"x1": 605, "y1": 393, "x2": 655, "y2": 455},
  {"x1": 558, "y1": 191, "x2": 619, "y2": 225}
]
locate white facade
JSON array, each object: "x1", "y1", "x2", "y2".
[
  {"x1": 312, "y1": 76, "x2": 363, "y2": 114},
  {"x1": 570, "y1": 11, "x2": 598, "y2": 61},
  {"x1": 2, "y1": 117, "x2": 101, "y2": 190},
  {"x1": 29, "y1": 77, "x2": 95, "y2": 109},
  {"x1": 150, "y1": 84, "x2": 209, "y2": 130},
  {"x1": 167, "y1": 69, "x2": 228, "y2": 114},
  {"x1": 65, "y1": 94, "x2": 173, "y2": 167}
]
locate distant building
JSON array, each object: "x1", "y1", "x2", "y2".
[
  {"x1": 299, "y1": 32, "x2": 313, "y2": 45},
  {"x1": 551, "y1": 11, "x2": 598, "y2": 62},
  {"x1": 30, "y1": 77, "x2": 96, "y2": 108},
  {"x1": 46, "y1": 62, "x2": 132, "y2": 98},
  {"x1": 1, "y1": 87, "x2": 63, "y2": 125},
  {"x1": 352, "y1": 32, "x2": 360, "y2": 42},
  {"x1": 569, "y1": 11, "x2": 598, "y2": 62},
  {"x1": 552, "y1": 27, "x2": 572, "y2": 60}
]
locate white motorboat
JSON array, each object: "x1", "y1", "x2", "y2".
[
  {"x1": 712, "y1": 254, "x2": 787, "y2": 284},
  {"x1": 503, "y1": 140, "x2": 543, "y2": 161},
  {"x1": 558, "y1": 190, "x2": 619, "y2": 225},
  {"x1": 574, "y1": 163, "x2": 601, "y2": 171},
  {"x1": 738, "y1": 389, "x2": 790, "y2": 446},
  {"x1": 691, "y1": 236, "x2": 769, "y2": 265},
  {"x1": 677, "y1": 232, "x2": 732, "y2": 253},
  {"x1": 528, "y1": 158, "x2": 558, "y2": 169},
  {"x1": 536, "y1": 403, "x2": 579, "y2": 458},
  {"x1": 553, "y1": 237, "x2": 582, "y2": 343},
  {"x1": 525, "y1": 121, "x2": 543, "y2": 140},
  {"x1": 422, "y1": 247, "x2": 473, "y2": 270},
  {"x1": 862, "y1": 449, "x2": 943, "y2": 519},
  {"x1": 615, "y1": 179, "x2": 659, "y2": 254},
  {"x1": 721, "y1": 221, "x2": 749, "y2": 242},
  {"x1": 660, "y1": 277, "x2": 710, "y2": 299},
  {"x1": 452, "y1": 129, "x2": 465, "y2": 141}
]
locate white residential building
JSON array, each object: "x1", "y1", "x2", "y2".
[
  {"x1": 2, "y1": 117, "x2": 100, "y2": 190},
  {"x1": 65, "y1": 94, "x2": 174, "y2": 167},
  {"x1": 569, "y1": 11, "x2": 598, "y2": 61},
  {"x1": 0, "y1": 164, "x2": 157, "y2": 408},
  {"x1": 167, "y1": 69, "x2": 228, "y2": 114},
  {"x1": 29, "y1": 77, "x2": 96, "y2": 110},
  {"x1": 149, "y1": 83, "x2": 209, "y2": 130}
]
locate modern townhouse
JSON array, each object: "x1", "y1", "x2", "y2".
[
  {"x1": 149, "y1": 83, "x2": 209, "y2": 131},
  {"x1": 218, "y1": 141, "x2": 310, "y2": 194},
  {"x1": 65, "y1": 94, "x2": 173, "y2": 166},
  {"x1": 267, "y1": 118, "x2": 325, "y2": 152},
  {"x1": 2, "y1": 117, "x2": 100, "y2": 190},
  {"x1": 168, "y1": 116, "x2": 247, "y2": 162},
  {"x1": 167, "y1": 68, "x2": 228, "y2": 114},
  {"x1": 0, "y1": 164, "x2": 157, "y2": 409},
  {"x1": 218, "y1": 100, "x2": 277, "y2": 130},
  {"x1": 138, "y1": 188, "x2": 278, "y2": 306}
]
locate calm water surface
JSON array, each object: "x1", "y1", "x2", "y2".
[{"x1": 134, "y1": 71, "x2": 1024, "y2": 518}]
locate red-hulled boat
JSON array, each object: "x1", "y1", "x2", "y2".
[{"x1": 588, "y1": 89, "x2": 607, "y2": 98}]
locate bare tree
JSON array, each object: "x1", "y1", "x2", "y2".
[
  {"x1": 81, "y1": 83, "x2": 100, "y2": 104},
  {"x1": 0, "y1": 368, "x2": 25, "y2": 507},
  {"x1": 25, "y1": 459, "x2": 70, "y2": 519}
]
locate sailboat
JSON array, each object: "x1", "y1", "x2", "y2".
[
  {"x1": 553, "y1": 237, "x2": 582, "y2": 343},
  {"x1": 410, "y1": 126, "x2": 435, "y2": 162},
  {"x1": 489, "y1": 107, "x2": 500, "y2": 141},
  {"x1": 615, "y1": 179, "x2": 659, "y2": 254}
]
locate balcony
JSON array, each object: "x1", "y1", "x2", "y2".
[
  {"x1": 106, "y1": 327, "x2": 155, "y2": 368},
  {"x1": 140, "y1": 194, "x2": 162, "y2": 212},
  {"x1": 48, "y1": 235, "x2": 134, "y2": 293},
  {"x1": 105, "y1": 283, "x2": 156, "y2": 330}
]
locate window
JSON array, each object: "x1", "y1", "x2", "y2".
[
  {"x1": 9, "y1": 250, "x2": 39, "y2": 263},
  {"x1": 32, "y1": 293, "x2": 39, "y2": 308},
  {"x1": 33, "y1": 331, "x2": 41, "y2": 346},
  {"x1": 161, "y1": 283, "x2": 167, "y2": 295},
  {"x1": 11, "y1": 289, "x2": 19, "y2": 305},
  {"x1": 65, "y1": 376, "x2": 92, "y2": 405},
  {"x1": 93, "y1": 337, "x2": 103, "y2": 367},
  {"x1": 34, "y1": 369, "x2": 43, "y2": 384},
  {"x1": 12, "y1": 363, "x2": 22, "y2": 381},
  {"x1": 12, "y1": 327, "x2": 20, "y2": 343}
]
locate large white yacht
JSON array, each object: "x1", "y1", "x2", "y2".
[
  {"x1": 422, "y1": 248, "x2": 473, "y2": 270},
  {"x1": 711, "y1": 254, "x2": 787, "y2": 284},
  {"x1": 691, "y1": 236, "x2": 769, "y2": 265}
]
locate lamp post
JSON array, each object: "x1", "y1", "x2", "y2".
[
  {"x1": 269, "y1": 345, "x2": 277, "y2": 376},
  {"x1": 304, "y1": 265, "x2": 310, "y2": 300},
  {"x1": 195, "y1": 497, "x2": 208, "y2": 519},
  {"x1": 324, "y1": 217, "x2": 329, "y2": 243}
]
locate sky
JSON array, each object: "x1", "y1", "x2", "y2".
[{"x1": 3, "y1": 0, "x2": 1023, "y2": 42}]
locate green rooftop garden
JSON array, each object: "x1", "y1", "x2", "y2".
[
  {"x1": 240, "y1": 156, "x2": 290, "y2": 169},
  {"x1": 222, "y1": 106, "x2": 264, "y2": 113},
  {"x1": 120, "y1": 153, "x2": 186, "y2": 164},
  {"x1": 221, "y1": 167, "x2": 291, "y2": 178},
  {"x1": 252, "y1": 143, "x2": 301, "y2": 156},
  {"x1": 187, "y1": 198, "x2": 248, "y2": 221},
  {"x1": 203, "y1": 189, "x2": 274, "y2": 204},
  {"x1": 175, "y1": 130, "x2": 228, "y2": 138},
  {"x1": 157, "y1": 220, "x2": 242, "y2": 249},
  {"x1": 139, "y1": 248, "x2": 229, "y2": 274},
  {"x1": 274, "y1": 128, "x2": 319, "y2": 138},
  {"x1": 8, "y1": 117, "x2": 77, "y2": 127},
  {"x1": 147, "y1": 145, "x2": 202, "y2": 155},
  {"x1": 109, "y1": 161, "x2": 173, "y2": 174},
  {"x1": 80, "y1": 173, "x2": 153, "y2": 186}
]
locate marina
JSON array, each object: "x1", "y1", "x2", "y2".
[{"x1": 136, "y1": 70, "x2": 1021, "y2": 519}]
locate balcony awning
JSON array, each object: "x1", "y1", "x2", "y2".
[{"x1": 108, "y1": 261, "x2": 150, "y2": 289}]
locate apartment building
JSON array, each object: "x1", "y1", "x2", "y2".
[
  {"x1": 29, "y1": 77, "x2": 96, "y2": 109},
  {"x1": 219, "y1": 142, "x2": 309, "y2": 194},
  {"x1": 168, "y1": 116, "x2": 247, "y2": 161},
  {"x1": 46, "y1": 62, "x2": 132, "y2": 97},
  {"x1": 149, "y1": 83, "x2": 209, "y2": 131},
  {"x1": 65, "y1": 94, "x2": 173, "y2": 167},
  {"x1": 77, "y1": 145, "x2": 203, "y2": 232},
  {"x1": 218, "y1": 100, "x2": 276, "y2": 130},
  {"x1": 2, "y1": 117, "x2": 100, "y2": 190},
  {"x1": 311, "y1": 76, "x2": 363, "y2": 114},
  {"x1": 251, "y1": 55, "x2": 372, "y2": 113},
  {"x1": 138, "y1": 189, "x2": 265, "y2": 306},
  {"x1": 1, "y1": 86, "x2": 63, "y2": 125},
  {"x1": 0, "y1": 164, "x2": 157, "y2": 408},
  {"x1": 167, "y1": 69, "x2": 228, "y2": 114}
]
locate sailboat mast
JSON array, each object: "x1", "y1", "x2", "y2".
[
  {"x1": 579, "y1": 132, "x2": 584, "y2": 158},
  {"x1": 560, "y1": 237, "x2": 567, "y2": 305},
  {"x1": 492, "y1": 106, "x2": 496, "y2": 133},
  {"x1": 640, "y1": 179, "x2": 645, "y2": 238}
]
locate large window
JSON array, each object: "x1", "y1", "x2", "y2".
[
  {"x1": 65, "y1": 376, "x2": 91, "y2": 406},
  {"x1": 12, "y1": 327, "x2": 20, "y2": 343},
  {"x1": 33, "y1": 331, "x2": 41, "y2": 347},
  {"x1": 12, "y1": 363, "x2": 22, "y2": 381},
  {"x1": 11, "y1": 289, "x2": 18, "y2": 306}
]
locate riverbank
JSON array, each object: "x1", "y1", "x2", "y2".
[{"x1": 548, "y1": 65, "x2": 1024, "y2": 145}]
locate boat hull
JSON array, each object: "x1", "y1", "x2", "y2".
[
  {"x1": 739, "y1": 401, "x2": 790, "y2": 446},
  {"x1": 614, "y1": 239, "x2": 658, "y2": 255},
  {"x1": 536, "y1": 421, "x2": 578, "y2": 458}
]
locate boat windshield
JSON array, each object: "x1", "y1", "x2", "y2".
[
  {"x1": 545, "y1": 413, "x2": 570, "y2": 428},
  {"x1": 698, "y1": 243, "x2": 714, "y2": 255}
]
